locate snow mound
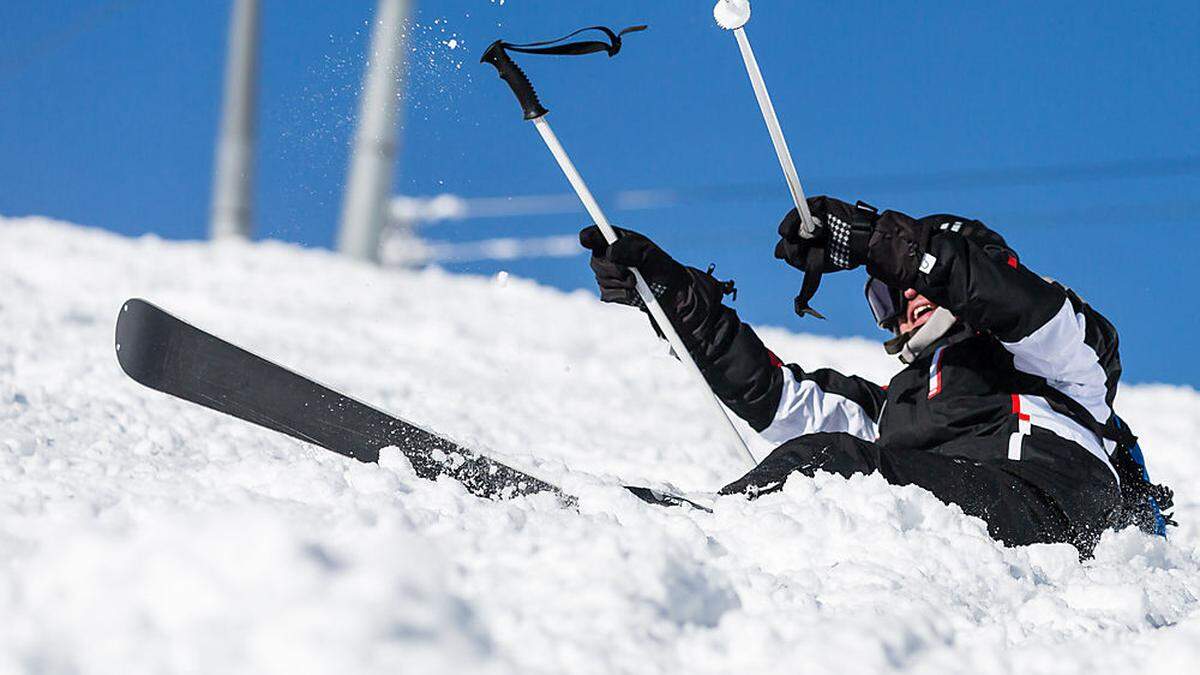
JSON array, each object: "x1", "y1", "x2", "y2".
[{"x1": 2, "y1": 216, "x2": 1198, "y2": 674}]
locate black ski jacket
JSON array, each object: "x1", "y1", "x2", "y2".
[{"x1": 674, "y1": 210, "x2": 1123, "y2": 506}]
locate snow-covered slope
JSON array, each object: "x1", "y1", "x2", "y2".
[{"x1": 2, "y1": 217, "x2": 1198, "y2": 674}]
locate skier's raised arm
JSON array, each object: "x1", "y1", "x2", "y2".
[
  {"x1": 775, "y1": 197, "x2": 1119, "y2": 433},
  {"x1": 889, "y1": 211, "x2": 1118, "y2": 426},
  {"x1": 579, "y1": 226, "x2": 885, "y2": 443}
]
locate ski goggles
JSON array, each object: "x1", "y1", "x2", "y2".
[{"x1": 864, "y1": 277, "x2": 905, "y2": 332}]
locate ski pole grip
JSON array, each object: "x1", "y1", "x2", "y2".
[{"x1": 481, "y1": 41, "x2": 548, "y2": 120}]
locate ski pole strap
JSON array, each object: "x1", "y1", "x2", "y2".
[
  {"x1": 501, "y1": 25, "x2": 647, "y2": 57},
  {"x1": 793, "y1": 247, "x2": 826, "y2": 319},
  {"x1": 481, "y1": 25, "x2": 648, "y2": 120}
]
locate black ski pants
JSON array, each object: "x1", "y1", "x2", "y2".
[{"x1": 719, "y1": 432, "x2": 1119, "y2": 554}]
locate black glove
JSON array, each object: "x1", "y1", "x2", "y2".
[
  {"x1": 578, "y1": 225, "x2": 691, "y2": 307},
  {"x1": 579, "y1": 225, "x2": 738, "y2": 349},
  {"x1": 774, "y1": 196, "x2": 877, "y2": 273}
]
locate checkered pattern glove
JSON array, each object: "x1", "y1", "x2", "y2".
[{"x1": 774, "y1": 196, "x2": 877, "y2": 272}]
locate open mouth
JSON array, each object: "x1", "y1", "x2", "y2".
[{"x1": 907, "y1": 300, "x2": 936, "y2": 329}]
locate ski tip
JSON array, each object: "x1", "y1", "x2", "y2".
[
  {"x1": 114, "y1": 298, "x2": 164, "y2": 385},
  {"x1": 624, "y1": 485, "x2": 715, "y2": 512}
]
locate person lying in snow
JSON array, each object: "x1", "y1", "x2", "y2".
[{"x1": 580, "y1": 196, "x2": 1173, "y2": 555}]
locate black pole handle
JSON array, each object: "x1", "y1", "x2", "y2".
[{"x1": 481, "y1": 40, "x2": 548, "y2": 120}]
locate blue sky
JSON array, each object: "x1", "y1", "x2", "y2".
[{"x1": 2, "y1": 1, "x2": 1197, "y2": 385}]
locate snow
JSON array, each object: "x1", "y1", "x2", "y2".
[
  {"x1": 2, "y1": 216, "x2": 1199, "y2": 674},
  {"x1": 713, "y1": 1, "x2": 752, "y2": 31}
]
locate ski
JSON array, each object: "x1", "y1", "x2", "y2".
[
  {"x1": 114, "y1": 299, "x2": 711, "y2": 511},
  {"x1": 622, "y1": 486, "x2": 715, "y2": 512}
]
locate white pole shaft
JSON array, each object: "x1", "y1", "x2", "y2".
[
  {"x1": 338, "y1": 0, "x2": 410, "y2": 262},
  {"x1": 733, "y1": 27, "x2": 816, "y2": 237},
  {"x1": 209, "y1": 0, "x2": 260, "y2": 241},
  {"x1": 532, "y1": 116, "x2": 756, "y2": 466}
]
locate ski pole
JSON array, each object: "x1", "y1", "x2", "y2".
[
  {"x1": 481, "y1": 27, "x2": 757, "y2": 466},
  {"x1": 714, "y1": 1, "x2": 826, "y2": 319}
]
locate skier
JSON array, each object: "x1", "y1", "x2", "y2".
[{"x1": 580, "y1": 196, "x2": 1172, "y2": 554}]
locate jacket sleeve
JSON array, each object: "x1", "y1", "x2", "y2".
[
  {"x1": 668, "y1": 268, "x2": 886, "y2": 441},
  {"x1": 897, "y1": 214, "x2": 1119, "y2": 428}
]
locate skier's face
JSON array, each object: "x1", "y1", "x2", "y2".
[{"x1": 898, "y1": 288, "x2": 939, "y2": 334}]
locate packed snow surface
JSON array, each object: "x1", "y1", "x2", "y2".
[{"x1": 2, "y1": 217, "x2": 1199, "y2": 674}]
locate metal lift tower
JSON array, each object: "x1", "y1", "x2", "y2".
[
  {"x1": 338, "y1": 0, "x2": 411, "y2": 262},
  {"x1": 209, "y1": 0, "x2": 260, "y2": 241}
]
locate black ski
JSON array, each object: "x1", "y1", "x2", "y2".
[
  {"x1": 114, "y1": 298, "x2": 711, "y2": 511},
  {"x1": 622, "y1": 486, "x2": 714, "y2": 512}
]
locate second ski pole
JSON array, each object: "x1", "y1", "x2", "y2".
[{"x1": 714, "y1": 1, "x2": 827, "y2": 319}]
